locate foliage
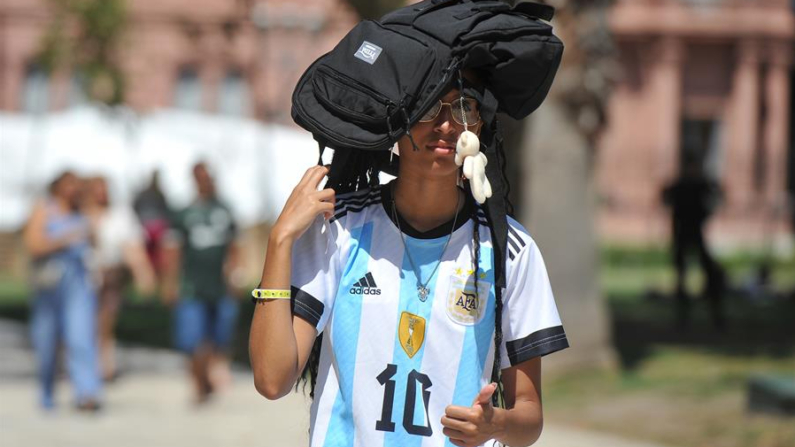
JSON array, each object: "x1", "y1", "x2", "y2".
[{"x1": 37, "y1": 0, "x2": 127, "y2": 105}]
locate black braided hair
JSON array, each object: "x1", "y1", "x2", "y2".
[{"x1": 463, "y1": 178, "x2": 505, "y2": 409}]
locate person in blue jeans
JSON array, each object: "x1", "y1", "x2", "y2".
[
  {"x1": 24, "y1": 171, "x2": 102, "y2": 411},
  {"x1": 163, "y1": 162, "x2": 243, "y2": 403}
]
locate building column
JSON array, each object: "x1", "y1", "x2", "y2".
[
  {"x1": 201, "y1": 28, "x2": 226, "y2": 113},
  {"x1": 648, "y1": 37, "x2": 684, "y2": 188},
  {"x1": 762, "y1": 42, "x2": 792, "y2": 223},
  {"x1": 725, "y1": 40, "x2": 761, "y2": 213}
]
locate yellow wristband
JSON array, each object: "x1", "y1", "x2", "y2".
[{"x1": 251, "y1": 289, "x2": 291, "y2": 300}]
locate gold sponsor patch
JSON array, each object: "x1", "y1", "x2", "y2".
[
  {"x1": 446, "y1": 276, "x2": 490, "y2": 326},
  {"x1": 398, "y1": 312, "x2": 426, "y2": 358}
]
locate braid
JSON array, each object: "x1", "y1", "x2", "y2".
[
  {"x1": 464, "y1": 180, "x2": 504, "y2": 408},
  {"x1": 491, "y1": 118, "x2": 508, "y2": 406},
  {"x1": 325, "y1": 148, "x2": 393, "y2": 195}
]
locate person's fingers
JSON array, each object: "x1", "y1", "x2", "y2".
[
  {"x1": 318, "y1": 202, "x2": 335, "y2": 218},
  {"x1": 472, "y1": 382, "x2": 497, "y2": 407},
  {"x1": 296, "y1": 165, "x2": 322, "y2": 188},
  {"x1": 442, "y1": 427, "x2": 467, "y2": 441},
  {"x1": 313, "y1": 188, "x2": 336, "y2": 202},
  {"x1": 441, "y1": 415, "x2": 475, "y2": 433},
  {"x1": 444, "y1": 405, "x2": 475, "y2": 421},
  {"x1": 304, "y1": 165, "x2": 330, "y2": 190}
]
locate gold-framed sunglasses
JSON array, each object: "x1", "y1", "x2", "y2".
[{"x1": 418, "y1": 97, "x2": 480, "y2": 126}]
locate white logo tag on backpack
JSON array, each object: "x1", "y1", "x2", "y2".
[{"x1": 354, "y1": 41, "x2": 382, "y2": 65}]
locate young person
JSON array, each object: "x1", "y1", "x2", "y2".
[
  {"x1": 250, "y1": 75, "x2": 568, "y2": 446},
  {"x1": 24, "y1": 171, "x2": 103, "y2": 411},
  {"x1": 83, "y1": 176, "x2": 156, "y2": 381},
  {"x1": 163, "y1": 162, "x2": 242, "y2": 403}
]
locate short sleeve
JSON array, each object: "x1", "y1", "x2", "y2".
[
  {"x1": 117, "y1": 208, "x2": 145, "y2": 244},
  {"x1": 499, "y1": 237, "x2": 569, "y2": 369},
  {"x1": 290, "y1": 216, "x2": 344, "y2": 334}
]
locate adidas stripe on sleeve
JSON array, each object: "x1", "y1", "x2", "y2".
[
  {"x1": 499, "y1": 218, "x2": 569, "y2": 368},
  {"x1": 290, "y1": 215, "x2": 348, "y2": 333}
]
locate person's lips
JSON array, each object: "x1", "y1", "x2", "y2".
[{"x1": 428, "y1": 141, "x2": 456, "y2": 154}]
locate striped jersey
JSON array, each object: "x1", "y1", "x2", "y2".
[{"x1": 290, "y1": 183, "x2": 568, "y2": 447}]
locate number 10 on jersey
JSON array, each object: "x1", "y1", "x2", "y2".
[{"x1": 375, "y1": 363, "x2": 433, "y2": 437}]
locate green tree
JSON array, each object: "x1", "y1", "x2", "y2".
[{"x1": 37, "y1": 0, "x2": 127, "y2": 105}]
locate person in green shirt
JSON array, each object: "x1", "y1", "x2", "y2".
[{"x1": 163, "y1": 162, "x2": 242, "y2": 403}]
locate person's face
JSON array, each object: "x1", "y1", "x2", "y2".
[
  {"x1": 89, "y1": 178, "x2": 109, "y2": 207},
  {"x1": 54, "y1": 174, "x2": 82, "y2": 210},
  {"x1": 396, "y1": 87, "x2": 482, "y2": 178},
  {"x1": 193, "y1": 166, "x2": 215, "y2": 198}
]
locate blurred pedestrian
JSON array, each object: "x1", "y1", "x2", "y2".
[
  {"x1": 162, "y1": 162, "x2": 243, "y2": 404},
  {"x1": 662, "y1": 153, "x2": 726, "y2": 329},
  {"x1": 23, "y1": 171, "x2": 102, "y2": 411},
  {"x1": 133, "y1": 170, "x2": 171, "y2": 280},
  {"x1": 84, "y1": 176, "x2": 156, "y2": 382}
]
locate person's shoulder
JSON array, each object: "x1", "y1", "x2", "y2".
[
  {"x1": 330, "y1": 184, "x2": 386, "y2": 224},
  {"x1": 506, "y1": 216, "x2": 537, "y2": 262}
]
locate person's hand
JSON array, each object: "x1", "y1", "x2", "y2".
[
  {"x1": 56, "y1": 228, "x2": 87, "y2": 250},
  {"x1": 271, "y1": 166, "x2": 335, "y2": 243},
  {"x1": 441, "y1": 383, "x2": 500, "y2": 447}
]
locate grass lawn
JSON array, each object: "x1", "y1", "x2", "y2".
[
  {"x1": 0, "y1": 245, "x2": 792, "y2": 447},
  {"x1": 545, "y1": 246, "x2": 795, "y2": 447}
]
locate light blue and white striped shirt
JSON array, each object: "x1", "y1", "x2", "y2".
[{"x1": 291, "y1": 183, "x2": 568, "y2": 447}]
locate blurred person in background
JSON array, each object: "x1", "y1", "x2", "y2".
[
  {"x1": 162, "y1": 162, "x2": 243, "y2": 404},
  {"x1": 83, "y1": 176, "x2": 156, "y2": 382},
  {"x1": 133, "y1": 170, "x2": 171, "y2": 280},
  {"x1": 663, "y1": 152, "x2": 726, "y2": 329},
  {"x1": 23, "y1": 171, "x2": 102, "y2": 411}
]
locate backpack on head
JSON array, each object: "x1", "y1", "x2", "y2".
[{"x1": 292, "y1": 0, "x2": 563, "y2": 153}]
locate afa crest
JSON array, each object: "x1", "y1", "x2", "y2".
[
  {"x1": 398, "y1": 312, "x2": 426, "y2": 358},
  {"x1": 446, "y1": 276, "x2": 490, "y2": 326}
]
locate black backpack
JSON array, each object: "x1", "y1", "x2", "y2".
[
  {"x1": 291, "y1": 0, "x2": 563, "y2": 153},
  {"x1": 291, "y1": 1, "x2": 564, "y2": 402}
]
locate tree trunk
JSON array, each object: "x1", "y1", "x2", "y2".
[
  {"x1": 520, "y1": 98, "x2": 616, "y2": 373},
  {"x1": 517, "y1": 1, "x2": 618, "y2": 373}
]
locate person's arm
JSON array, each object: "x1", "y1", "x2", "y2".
[
  {"x1": 160, "y1": 210, "x2": 183, "y2": 306},
  {"x1": 160, "y1": 238, "x2": 181, "y2": 306},
  {"x1": 249, "y1": 165, "x2": 335, "y2": 400},
  {"x1": 441, "y1": 357, "x2": 543, "y2": 447},
  {"x1": 23, "y1": 201, "x2": 78, "y2": 258},
  {"x1": 122, "y1": 240, "x2": 157, "y2": 296},
  {"x1": 442, "y1": 228, "x2": 567, "y2": 446}
]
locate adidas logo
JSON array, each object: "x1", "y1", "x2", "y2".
[{"x1": 349, "y1": 272, "x2": 382, "y2": 295}]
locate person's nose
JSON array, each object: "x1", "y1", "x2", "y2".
[{"x1": 433, "y1": 105, "x2": 458, "y2": 136}]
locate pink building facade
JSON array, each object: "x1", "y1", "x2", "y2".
[
  {"x1": 0, "y1": 0, "x2": 357, "y2": 122},
  {"x1": 598, "y1": 0, "x2": 795, "y2": 247}
]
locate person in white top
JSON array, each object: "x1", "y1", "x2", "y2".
[
  {"x1": 84, "y1": 176, "x2": 156, "y2": 381},
  {"x1": 249, "y1": 70, "x2": 568, "y2": 447}
]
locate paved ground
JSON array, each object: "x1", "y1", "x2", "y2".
[{"x1": 0, "y1": 319, "x2": 674, "y2": 447}]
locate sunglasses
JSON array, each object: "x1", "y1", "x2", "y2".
[{"x1": 418, "y1": 97, "x2": 480, "y2": 126}]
